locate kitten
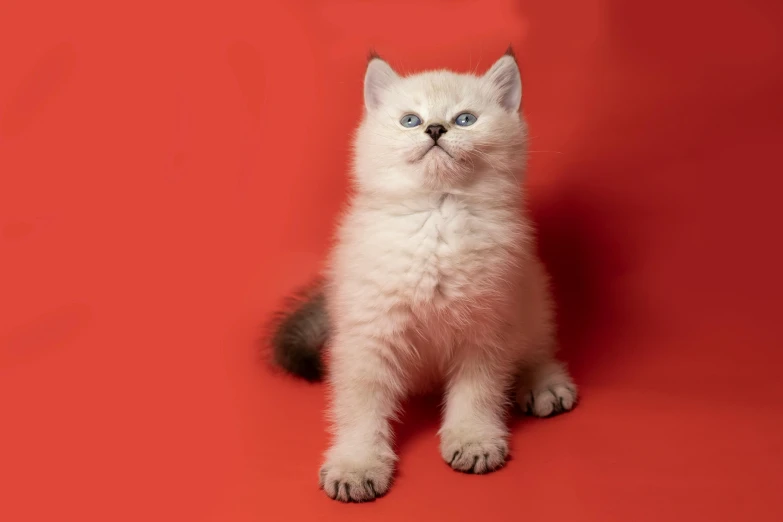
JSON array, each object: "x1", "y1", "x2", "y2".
[{"x1": 270, "y1": 48, "x2": 577, "y2": 503}]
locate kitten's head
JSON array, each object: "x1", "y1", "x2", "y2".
[{"x1": 353, "y1": 49, "x2": 527, "y2": 195}]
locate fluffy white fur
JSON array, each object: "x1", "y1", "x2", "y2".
[{"x1": 319, "y1": 52, "x2": 577, "y2": 502}]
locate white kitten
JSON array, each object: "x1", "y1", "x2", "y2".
[{"x1": 270, "y1": 48, "x2": 577, "y2": 503}]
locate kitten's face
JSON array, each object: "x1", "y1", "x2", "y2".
[{"x1": 353, "y1": 53, "x2": 527, "y2": 195}]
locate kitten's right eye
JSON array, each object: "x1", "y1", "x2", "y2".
[{"x1": 400, "y1": 114, "x2": 422, "y2": 128}]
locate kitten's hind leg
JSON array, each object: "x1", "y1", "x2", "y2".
[{"x1": 516, "y1": 358, "x2": 578, "y2": 417}]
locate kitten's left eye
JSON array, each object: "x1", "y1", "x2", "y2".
[
  {"x1": 400, "y1": 114, "x2": 422, "y2": 128},
  {"x1": 455, "y1": 113, "x2": 478, "y2": 126}
]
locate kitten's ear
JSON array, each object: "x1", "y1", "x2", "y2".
[
  {"x1": 364, "y1": 54, "x2": 399, "y2": 111},
  {"x1": 483, "y1": 48, "x2": 522, "y2": 112}
]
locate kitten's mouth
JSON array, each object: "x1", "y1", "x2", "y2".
[{"x1": 420, "y1": 144, "x2": 454, "y2": 161}]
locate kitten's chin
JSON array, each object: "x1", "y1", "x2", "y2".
[
  {"x1": 421, "y1": 150, "x2": 468, "y2": 189},
  {"x1": 399, "y1": 143, "x2": 470, "y2": 190}
]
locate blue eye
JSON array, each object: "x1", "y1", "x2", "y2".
[
  {"x1": 400, "y1": 114, "x2": 422, "y2": 128},
  {"x1": 455, "y1": 112, "x2": 477, "y2": 126}
]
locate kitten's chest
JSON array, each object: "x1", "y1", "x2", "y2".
[{"x1": 377, "y1": 196, "x2": 512, "y2": 304}]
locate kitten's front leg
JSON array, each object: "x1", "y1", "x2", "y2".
[
  {"x1": 440, "y1": 350, "x2": 513, "y2": 474},
  {"x1": 320, "y1": 334, "x2": 405, "y2": 502}
]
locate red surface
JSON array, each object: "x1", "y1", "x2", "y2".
[{"x1": 2, "y1": 1, "x2": 782, "y2": 520}]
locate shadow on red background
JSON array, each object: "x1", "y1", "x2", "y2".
[{"x1": 1, "y1": 1, "x2": 782, "y2": 521}]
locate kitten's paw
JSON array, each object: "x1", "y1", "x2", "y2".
[
  {"x1": 319, "y1": 451, "x2": 394, "y2": 503},
  {"x1": 440, "y1": 433, "x2": 509, "y2": 474},
  {"x1": 519, "y1": 378, "x2": 578, "y2": 417}
]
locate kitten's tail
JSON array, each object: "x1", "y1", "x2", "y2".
[{"x1": 268, "y1": 284, "x2": 329, "y2": 381}]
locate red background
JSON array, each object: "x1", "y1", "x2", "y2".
[{"x1": 2, "y1": 1, "x2": 782, "y2": 520}]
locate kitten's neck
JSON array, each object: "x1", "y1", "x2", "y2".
[
  {"x1": 355, "y1": 170, "x2": 523, "y2": 211},
  {"x1": 355, "y1": 182, "x2": 523, "y2": 216}
]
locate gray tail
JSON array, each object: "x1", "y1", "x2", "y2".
[{"x1": 268, "y1": 284, "x2": 329, "y2": 381}]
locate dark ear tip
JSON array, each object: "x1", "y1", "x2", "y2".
[
  {"x1": 504, "y1": 45, "x2": 516, "y2": 60},
  {"x1": 367, "y1": 49, "x2": 382, "y2": 63}
]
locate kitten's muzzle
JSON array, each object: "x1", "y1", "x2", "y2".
[{"x1": 425, "y1": 124, "x2": 447, "y2": 142}]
